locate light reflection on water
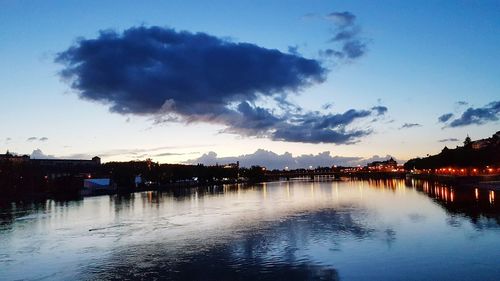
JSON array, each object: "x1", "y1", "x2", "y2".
[{"x1": 0, "y1": 179, "x2": 499, "y2": 281}]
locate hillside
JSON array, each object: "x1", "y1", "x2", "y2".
[{"x1": 404, "y1": 131, "x2": 500, "y2": 170}]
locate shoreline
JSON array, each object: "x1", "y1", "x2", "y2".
[
  {"x1": 2, "y1": 175, "x2": 500, "y2": 204},
  {"x1": 473, "y1": 181, "x2": 500, "y2": 191},
  {"x1": 407, "y1": 173, "x2": 500, "y2": 189}
]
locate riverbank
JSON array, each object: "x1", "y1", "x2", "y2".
[
  {"x1": 474, "y1": 181, "x2": 500, "y2": 191},
  {"x1": 3, "y1": 174, "x2": 499, "y2": 204},
  {"x1": 407, "y1": 173, "x2": 500, "y2": 190},
  {"x1": 0, "y1": 180, "x2": 251, "y2": 204}
]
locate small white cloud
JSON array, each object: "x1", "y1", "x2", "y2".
[{"x1": 31, "y1": 149, "x2": 56, "y2": 159}]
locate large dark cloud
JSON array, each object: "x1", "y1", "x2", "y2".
[
  {"x1": 56, "y1": 26, "x2": 385, "y2": 144},
  {"x1": 187, "y1": 149, "x2": 398, "y2": 169},
  {"x1": 56, "y1": 26, "x2": 325, "y2": 115},
  {"x1": 442, "y1": 101, "x2": 500, "y2": 127}
]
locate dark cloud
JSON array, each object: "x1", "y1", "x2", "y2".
[
  {"x1": 270, "y1": 108, "x2": 380, "y2": 144},
  {"x1": 399, "y1": 123, "x2": 422, "y2": 129},
  {"x1": 447, "y1": 101, "x2": 500, "y2": 127},
  {"x1": 219, "y1": 105, "x2": 383, "y2": 144},
  {"x1": 456, "y1": 101, "x2": 468, "y2": 106},
  {"x1": 228, "y1": 101, "x2": 283, "y2": 136},
  {"x1": 56, "y1": 26, "x2": 325, "y2": 115},
  {"x1": 326, "y1": 12, "x2": 356, "y2": 26},
  {"x1": 154, "y1": 152, "x2": 198, "y2": 157},
  {"x1": 56, "y1": 26, "x2": 383, "y2": 144},
  {"x1": 301, "y1": 13, "x2": 320, "y2": 20},
  {"x1": 371, "y1": 106, "x2": 388, "y2": 116},
  {"x1": 318, "y1": 49, "x2": 344, "y2": 58},
  {"x1": 322, "y1": 103, "x2": 334, "y2": 110},
  {"x1": 342, "y1": 40, "x2": 367, "y2": 59},
  {"x1": 187, "y1": 149, "x2": 398, "y2": 170},
  {"x1": 287, "y1": 45, "x2": 300, "y2": 55},
  {"x1": 438, "y1": 138, "x2": 459, "y2": 143},
  {"x1": 321, "y1": 11, "x2": 368, "y2": 60},
  {"x1": 26, "y1": 137, "x2": 49, "y2": 142},
  {"x1": 438, "y1": 113, "x2": 454, "y2": 123},
  {"x1": 331, "y1": 29, "x2": 359, "y2": 42},
  {"x1": 272, "y1": 126, "x2": 369, "y2": 144}
]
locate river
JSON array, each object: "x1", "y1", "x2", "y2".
[{"x1": 1, "y1": 179, "x2": 499, "y2": 280}]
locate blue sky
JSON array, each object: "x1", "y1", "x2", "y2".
[{"x1": 1, "y1": 0, "x2": 499, "y2": 167}]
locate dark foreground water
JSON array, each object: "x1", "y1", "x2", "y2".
[{"x1": 1, "y1": 179, "x2": 499, "y2": 281}]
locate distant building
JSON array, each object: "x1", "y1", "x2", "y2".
[
  {"x1": 471, "y1": 131, "x2": 500, "y2": 150},
  {"x1": 92, "y1": 156, "x2": 101, "y2": 165},
  {"x1": 30, "y1": 156, "x2": 101, "y2": 167},
  {"x1": 367, "y1": 157, "x2": 398, "y2": 171},
  {"x1": 0, "y1": 152, "x2": 30, "y2": 164},
  {"x1": 472, "y1": 139, "x2": 491, "y2": 150},
  {"x1": 223, "y1": 161, "x2": 239, "y2": 169},
  {"x1": 30, "y1": 156, "x2": 101, "y2": 180}
]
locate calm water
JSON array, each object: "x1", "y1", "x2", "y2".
[{"x1": 1, "y1": 179, "x2": 499, "y2": 281}]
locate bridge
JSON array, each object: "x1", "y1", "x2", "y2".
[
  {"x1": 263, "y1": 170, "x2": 407, "y2": 181},
  {"x1": 264, "y1": 170, "x2": 342, "y2": 180}
]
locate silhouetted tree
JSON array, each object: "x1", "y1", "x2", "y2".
[{"x1": 464, "y1": 134, "x2": 472, "y2": 147}]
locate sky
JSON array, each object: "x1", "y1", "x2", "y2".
[{"x1": 1, "y1": 0, "x2": 499, "y2": 169}]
